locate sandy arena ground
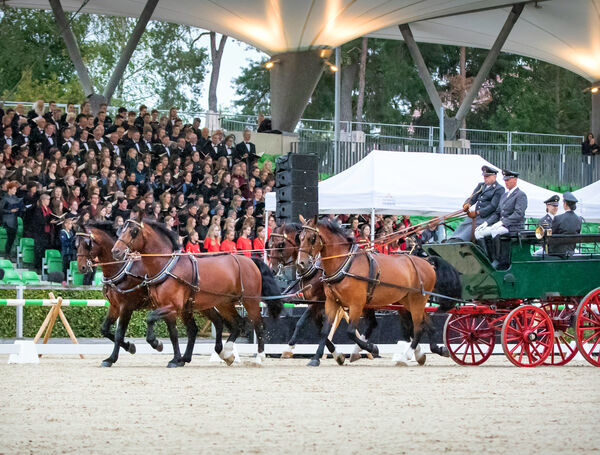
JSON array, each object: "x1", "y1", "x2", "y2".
[{"x1": 0, "y1": 353, "x2": 598, "y2": 455}]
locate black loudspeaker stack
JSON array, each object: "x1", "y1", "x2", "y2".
[{"x1": 275, "y1": 153, "x2": 319, "y2": 223}]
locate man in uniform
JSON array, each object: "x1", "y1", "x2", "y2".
[
  {"x1": 550, "y1": 192, "x2": 582, "y2": 256},
  {"x1": 538, "y1": 195, "x2": 559, "y2": 229},
  {"x1": 450, "y1": 165, "x2": 505, "y2": 247},
  {"x1": 475, "y1": 170, "x2": 527, "y2": 269}
]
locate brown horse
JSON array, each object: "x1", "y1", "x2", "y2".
[
  {"x1": 77, "y1": 223, "x2": 245, "y2": 367},
  {"x1": 296, "y1": 216, "x2": 445, "y2": 365},
  {"x1": 111, "y1": 213, "x2": 282, "y2": 367},
  {"x1": 268, "y1": 223, "x2": 375, "y2": 366}
]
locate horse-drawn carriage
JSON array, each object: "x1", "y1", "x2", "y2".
[{"x1": 425, "y1": 231, "x2": 600, "y2": 367}]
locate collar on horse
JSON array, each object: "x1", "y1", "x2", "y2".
[{"x1": 322, "y1": 243, "x2": 359, "y2": 284}]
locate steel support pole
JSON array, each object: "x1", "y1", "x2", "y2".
[
  {"x1": 333, "y1": 47, "x2": 342, "y2": 174},
  {"x1": 49, "y1": 0, "x2": 94, "y2": 97},
  {"x1": 370, "y1": 208, "x2": 375, "y2": 245},
  {"x1": 399, "y1": 24, "x2": 443, "y2": 115},
  {"x1": 591, "y1": 83, "x2": 600, "y2": 138},
  {"x1": 103, "y1": 0, "x2": 159, "y2": 102},
  {"x1": 16, "y1": 286, "x2": 23, "y2": 338},
  {"x1": 453, "y1": 4, "x2": 524, "y2": 128},
  {"x1": 439, "y1": 107, "x2": 444, "y2": 154}
]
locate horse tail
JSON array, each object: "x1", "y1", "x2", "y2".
[
  {"x1": 251, "y1": 258, "x2": 283, "y2": 319},
  {"x1": 427, "y1": 255, "x2": 462, "y2": 313}
]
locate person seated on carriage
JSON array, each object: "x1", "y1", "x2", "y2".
[
  {"x1": 419, "y1": 219, "x2": 445, "y2": 244},
  {"x1": 474, "y1": 170, "x2": 527, "y2": 270},
  {"x1": 538, "y1": 195, "x2": 560, "y2": 230},
  {"x1": 550, "y1": 192, "x2": 582, "y2": 257},
  {"x1": 449, "y1": 165, "x2": 505, "y2": 243}
]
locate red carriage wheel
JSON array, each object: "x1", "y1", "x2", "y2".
[
  {"x1": 443, "y1": 313, "x2": 495, "y2": 366},
  {"x1": 541, "y1": 301, "x2": 578, "y2": 366},
  {"x1": 501, "y1": 305, "x2": 554, "y2": 367},
  {"x1": 575, "y1": 288, "x2": 600, "y2": 367}
]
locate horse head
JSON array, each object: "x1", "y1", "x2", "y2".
[
  {"x1": 267, "y1": 223, "x2": 301, "y2": 274},
  {"x1": 112, "y1": 210, "x2": 146, "y2": 260},
  {"x1": 76, "y1": 224, "x2": 115, "y2": 274},
  {"x1": 296, "y1": 215, "x2": 321, "y2": 274}
]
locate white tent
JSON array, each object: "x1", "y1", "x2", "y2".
[
  {"x1": 318, "y1": 151, "x2": 560, "y2": 219},
  {"x1": 573, "y1": 181, "x2": 600, "y2": 223}
]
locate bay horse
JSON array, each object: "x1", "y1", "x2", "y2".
[
  {"x1": 77, "y1": 223, "x2": 245, "y2": 367},
  {"x1": 111, "y1": 213, "x2": 282, "y2": 367},
  {"x1": 268, "y1": 223, "x2": 375, "y2": 366},
  {"x1": 296, "y1": 216, "x2": 449, "y2": 365}
]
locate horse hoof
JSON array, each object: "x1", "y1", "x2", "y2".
[
  {"x1": 334, "y1": 352, "x2": 345, "y2": 366},
  {"x1": 155, "y1": 341, "x2": 163, "y2": 353},
  {"x1": 440, "y1": 346, "x2": 450, "y2": 358},
  {"x1": 167, "y1": 360, "x2": 185, "y2": 368},
  {"x1": 182, "y1": 357, "x2": 192, "y2": 364},
  {"x1": 349, "y1": 353, "x2": 361, "y2": 363},
  {"x1": 371, "y1": 345, "x2": 380, "y2": 357},
  {"x1": 281, "y1": 350, "x2": 294, "y2": 359},
  {"x1": 223, "y1": 355, "x2": 235, "y2": 366},
  {"x1": 307, "y1": 358, "x2": 320, "y2": 367},
  {"x1": 416, "y1": 354, "x2": 426, "y2": 366},
  {"x1": 100, "y1": 360, "x2": 113, "y2": 368},
  {"x1": 127, "y1": 343, "x2": 136, "y2": 355},
  {"x1": 395, "y1": 359, "x2": 409, "y2": 367}
]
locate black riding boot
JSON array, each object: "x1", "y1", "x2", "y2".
[
  {"x1": 476, "y1": 238, "x2": 489, "y2": 257},
  {"x1": 496, "y1": 237, "x2": 511, "y2": 270},
  {"x1": 491, "y1": 236, "x2": 501, "y2": 269}
]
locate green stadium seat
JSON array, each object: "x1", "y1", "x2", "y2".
[
  {"x1": 0, "y1": 259, "x2": 14, "y2": 270},
  {"x1": 0, "y1": 227, "x2": 6, "y2": 253},
  {"x1": 20, "y1": 270, "x2": 40, "y2": 285},
  {"x1": 42, "y1": 249, "x2": 63, "y2": 280},
  {"x1": 67, "y1": 260, "x2": 85, "y2": 285},
  {"x1": 1, "y1": 269, "x2": 21, "y2": 285},
  {"x1": 93, "y1": 271, "x2": 103, "y2": 286},
  {"x1": 17, "y1": 238, "x2": 35, "y2": 268}
]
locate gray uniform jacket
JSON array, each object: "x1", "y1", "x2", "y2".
[
  {"x1": 538, "y1": 214, "x2": 553, "y2": 230},
  {"x1": 498, "y1": 187, "x2": 527, "y2": 232},
  {"x1": 468, "y1": 182, "x2": 505, "y2": 225},
  {"x1": 550, "y1": 211, "x2": 582, "y2": 255}
]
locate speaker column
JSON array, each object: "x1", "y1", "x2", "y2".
[{"x1": 275, "y1": 154, "x2": 319, "y2": 223}]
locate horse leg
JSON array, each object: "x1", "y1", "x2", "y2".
[
  {"x1": 244, "y1": 300, "x2": 266, "y2": 366},
  {"x1": 396, "y1": 299, "x2": 427, "y2": 367},
  {"x1": 425, "y1": 313, "x2": 449, "y2": 358},
  {"x1": 180, "y1": 306, "x2": 199, "y2": 364},
  {"x1": 350, "y1": 309, "x2": 378, "y2": 362},
  {"x1": 101, "y1": 304, "x2": 136, "y2": 354},
  {"x1": 282, "y1": 305, "x2": 312, "y2": 358},
  {"x1": 213, "y1": 304, "x2": 241, "y2": 366},
  {"x1": 164, "y1": 312, "x2": 185, "y2": 368},
  {"x1": 345, "y1": 303, "x2": 379, "y2": 357},
  {"x1": 145, "y1": 308, "x2": 166, "y2": 352},
  {"x1": 100, "y1": 307, "x2": 133, "y2": 367}
]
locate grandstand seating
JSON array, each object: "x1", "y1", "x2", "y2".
[
  {"x1": 0, "y1": 259, "x2": 14, "y2": 271},
  {"x1": 41, "y1": 249, "x2": 62, "y2": 280},
  {"x1": 20, "y1": 270, "x2": 41, "y2": 285},
  {"x1": 17, "y1": 238, "x2": 35, "y2": 268},
  {"x1": 0, "y1": 227, "x2": 6, "y2": 253},
  {"x1": 2, "y1": 269, "x2": 22, "y2": 285},
  {"x1": 67, "y1": 260, "x2": 85, "y2": 285}
]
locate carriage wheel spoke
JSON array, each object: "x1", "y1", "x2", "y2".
[
  {"x1": 510, "y1": 340, "x2": 524, "y2": 355},
  {"x1": 582, "y1": 331, "x2": 600, "y2": 344}
]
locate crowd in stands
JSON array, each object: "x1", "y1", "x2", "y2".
[{"x1": 0, "y1": 100, "x2": 276, "y2": 277}]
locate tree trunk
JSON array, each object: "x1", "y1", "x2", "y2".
[
  {"x1": 208, "y1": 32, "x2": 228, "y2": 112},
  {"x1": 555, "y1": 66, "x2": 561, "y2": 131},
  {"x1": 459, "y1": 46, "x2": 467, "y2": 140},
  {"x1": 341, "y1": 62, "x2": 359, "y2": 133},
  {"x1": 355, "y1": 37, "x2": 368, "y2": 131}
]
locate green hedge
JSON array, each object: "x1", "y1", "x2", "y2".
[{"x1": 0, "y1": 288, "x2": 206, "y2": 338}]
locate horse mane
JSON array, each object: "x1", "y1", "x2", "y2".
[
  {"x1": 319, "y1": 219, "x2": 355, "y2": 244},
  {"x1": 86, "y1": 221, "x2": 116, "y2": 239},
  {"x1": 143, "y1": 219, "x2": 181, "y2": 251}
]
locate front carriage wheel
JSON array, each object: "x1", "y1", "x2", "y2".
[
  {"x1": 443, "y1": 314, "x2": 495, "y2": 366},
  {"x1": 575, "y1": 288, "x2": 600, "y2": 367},
  {"x1": 541, "y1": 301, "x2": 578, "y2": 366},
  {"x1": 501, "y1": 305, "x2": 554, "y2": 367}
]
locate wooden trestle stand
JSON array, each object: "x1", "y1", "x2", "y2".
[{"x1": 33, "y1": 292, "x2": 83, "y2": 359}]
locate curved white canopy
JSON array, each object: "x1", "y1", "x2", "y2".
[{"x1": 8, "y1": 0, "x2": 600, "y2": 81}]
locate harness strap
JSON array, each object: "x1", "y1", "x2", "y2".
[
  {"x1": 405, "y1": 254, "x2": 425, "y2": 296},
  {"x1": 365, "y1": 251, "x2": 381, "y2": 305},
  {"x1": 322, "y1": 244, "x2": 359, "y2": 284},
  {"x1": 231, "y1": 254, "x2": 244, "y2": 302}
]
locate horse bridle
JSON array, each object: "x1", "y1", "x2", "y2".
[
  {"x1": 75, "y1": 232, "x2": 96, "y2": 271},
  {"x1": 114, "y1": 219, "x2": 145, "y2": 256},
  {"x1": 268, "y1": 231, "x2": 299, "y2": 273},
  {"x1": 298, "y1": 224, "x2": 324, "y2": 264}
]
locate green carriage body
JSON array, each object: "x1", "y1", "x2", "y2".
[{"x1": 424, "y1": 233, "x2": 600, "y2": 302}]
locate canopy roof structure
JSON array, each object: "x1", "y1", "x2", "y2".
[
  {"x1": 317, "y1": 150, "x2": 563, "y2": 219},
  {"x1": 9, "y1": 0, "x2": 600, "y2": 82},
  {"x1": 573, "y1": 180, "x2": 600, "y2": 223}
]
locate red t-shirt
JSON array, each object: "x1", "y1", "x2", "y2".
[
  {"x1": 204, "y1": 237, "x2": 220, "y2": 253},
  {"x1": 253, "y1": 237, "x2": 265, "y2": 252},
  {"x1": 236, "y1": 237, "x2": 252, "y2": 257},
  {"x1": 220, "y1": 239, "x2": 236, "y2": 252},
  {"x1": 185, "y1": 241, "x2": 201, "y2": 254},
  {"x1": 375, "y1": 243, "x2": 389, "y2": 255}
]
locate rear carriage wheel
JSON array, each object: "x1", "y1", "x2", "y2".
[
  {"x1": 541, "y1": 301, "x2": 578, "y2": 366},
  {"x1": 443, "y1": 313, "x2": 495, "y2": 366},
  {"x1": 501, "y1": 305, "x2": 554, "y2": 367},
  {"x1": 575, "y1": 288, "x2": 600, "y2": 367}
]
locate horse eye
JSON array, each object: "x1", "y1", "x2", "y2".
[{"x1": 131, "y1": 228, "x2": 139, "y2": 238}]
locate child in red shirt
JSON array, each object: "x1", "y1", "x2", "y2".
[
  {"x1": 203, "y1": 224, "x2": 221, "y2": 253},
  {"x1": 236, "y1": 224, "x2": 253, "y2": 257},
  {"x1": 185, "y1": 231, "x2": 201, "y2": 254},
  {"x1": 253, "y1": 226, "x2": 266, "y2": 256},
  {"x1": 220, "y1": 229, "x2": 237, "y2": 252}
]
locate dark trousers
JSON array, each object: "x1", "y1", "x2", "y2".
[
  {"x1": 34, "y1": 235, "x2": 50, "y2": 270},
  {"x1": 62, "y1": 254, "x2": 74, "y2": 278},
  {"x1": 4, "y1": 226, "x2": 16, "y2": 257}
]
